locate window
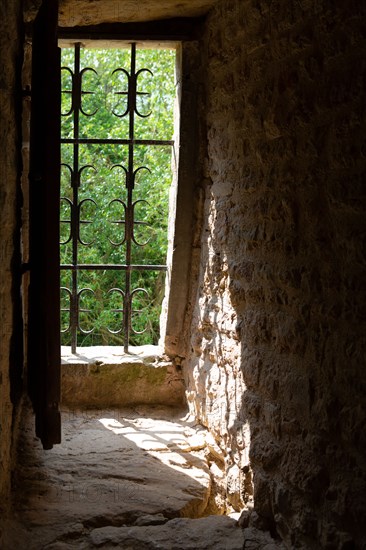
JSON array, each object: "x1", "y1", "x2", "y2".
[
  {"x1": 59, "y1": 42, "x2": 176, "y2": 352},
  {"x1": 27, "y1": 8, "x2": 201, "y2": 446}
]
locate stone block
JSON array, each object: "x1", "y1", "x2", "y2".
[{"x1": 61, "y1": 346, "x2": 185, "y2": 408}]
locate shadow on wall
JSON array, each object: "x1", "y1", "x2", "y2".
[
  {"x1": 186, "y1": 195, "x2": 253, "y2": 515},
  {"x1": 185, "y1": 0, "x2": 366, "y2": 547},
  {"x1": 187, "y1": 157, "x2": 366, "y2": 546}
]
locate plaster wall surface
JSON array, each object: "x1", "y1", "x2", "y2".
[
  {"x1": 185, "y1": 0, "x2": 366, "y2": 546},
  {"x1": 0, "y1": 0, "x2": 24, "y2": 525}
]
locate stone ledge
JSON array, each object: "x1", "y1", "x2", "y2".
[
  {"x1": 61, "y1": 346, "x2": 186, "y2": 408},
  {"x1": 61, "y1": 345, "x2": 162, "y2": 366}
]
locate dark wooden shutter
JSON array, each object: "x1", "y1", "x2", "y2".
[{"x1": 28, "y1": 0, "x2": 61, "y2": 450}]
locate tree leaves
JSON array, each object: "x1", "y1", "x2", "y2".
[{"x1": 60, "y1": 46, "x2": 176, "y2": 346}]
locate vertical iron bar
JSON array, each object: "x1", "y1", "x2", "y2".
[
  {"x1": 124, "y1": 43, "x2": 136, "y2": 353},
  {"x1": 70, "y1": 43, "x2": 81, "y2": 353}
]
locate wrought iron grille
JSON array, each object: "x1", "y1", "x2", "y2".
[{"x1": 60, "y1": 43, "x2": 174, "y2": 353}]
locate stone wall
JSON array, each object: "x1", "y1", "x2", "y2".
[
  {"x1": 0, "y1": 0, "x2": 24, "y2": 527},
  {"x1": 185, "y1": 0, "x2": 366, "y2": 546}
]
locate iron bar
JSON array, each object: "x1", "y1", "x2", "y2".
[
  {"x1": 123, "y1": 43, "x2": 136, "y2": 352},
  {"x1": 70, "y1": 42, "x2": 81, "y2": 353},
  {"x1": 60, "y1": 264, "x2": 167, "y2": 271},
  {"x1": 61, "y1": 138, "x2": 174, "y2": 146}
]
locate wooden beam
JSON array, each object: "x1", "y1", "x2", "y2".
[{"x1": 58, "y1": 17, "x2": 204, "y2": 42}]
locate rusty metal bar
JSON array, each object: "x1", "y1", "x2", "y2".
[
  {"x1": 122, "y1": 43, "x2": 135, "y2": 352},
  {"x1": 70, "y1": 43, "x2": 80, "y2": 352},
  {"x1": 60, "y1": 264, "x2": 167, "y2": 271},
  {"x1": 61, "y1": 138, "x2": 174, "y2": 146}
]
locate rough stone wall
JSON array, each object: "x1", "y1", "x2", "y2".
[
  {"x1": 185, "y1": 0, "x2": 366, "y2": 546},
  {"x1": 0, "y1": 0, "x2": 24, "y2": 529},
  {"x1": 162, "y1": 42, "x2": 206, "y2": 359}
]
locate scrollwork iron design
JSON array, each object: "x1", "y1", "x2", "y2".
[{"x1": 60, "y1": 43, "x2": 172, "y2": 352}]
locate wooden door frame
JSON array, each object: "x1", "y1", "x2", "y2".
[{"x1": 28, "y1": 0, "x2": 61, "y2": 450}]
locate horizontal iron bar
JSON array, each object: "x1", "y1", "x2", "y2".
[
  {"x1": 60, "y1": 264, "x2": 167, "y2": 271},
  {"x1": 61, "y1": 138, "x2": 174, "y2": 146}
]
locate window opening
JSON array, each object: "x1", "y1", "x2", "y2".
[{"x1": 60, "y1": 43, "x2": 175, "y2": 353}]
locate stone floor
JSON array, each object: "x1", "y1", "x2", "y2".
[{"x1": 3, "y1": 405, "x2": 284, "y2": 549}]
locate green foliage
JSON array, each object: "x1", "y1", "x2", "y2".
[{"x1": 60, "y1": 46, "x2": 176, "y2": 347}]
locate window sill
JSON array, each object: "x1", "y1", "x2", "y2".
[
  {"x1": 61, "y1": 345, "x2": 162, "y2": 366},
  {"x1": 60, "y1": 345, "x2": 185, "y2": 409}
]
